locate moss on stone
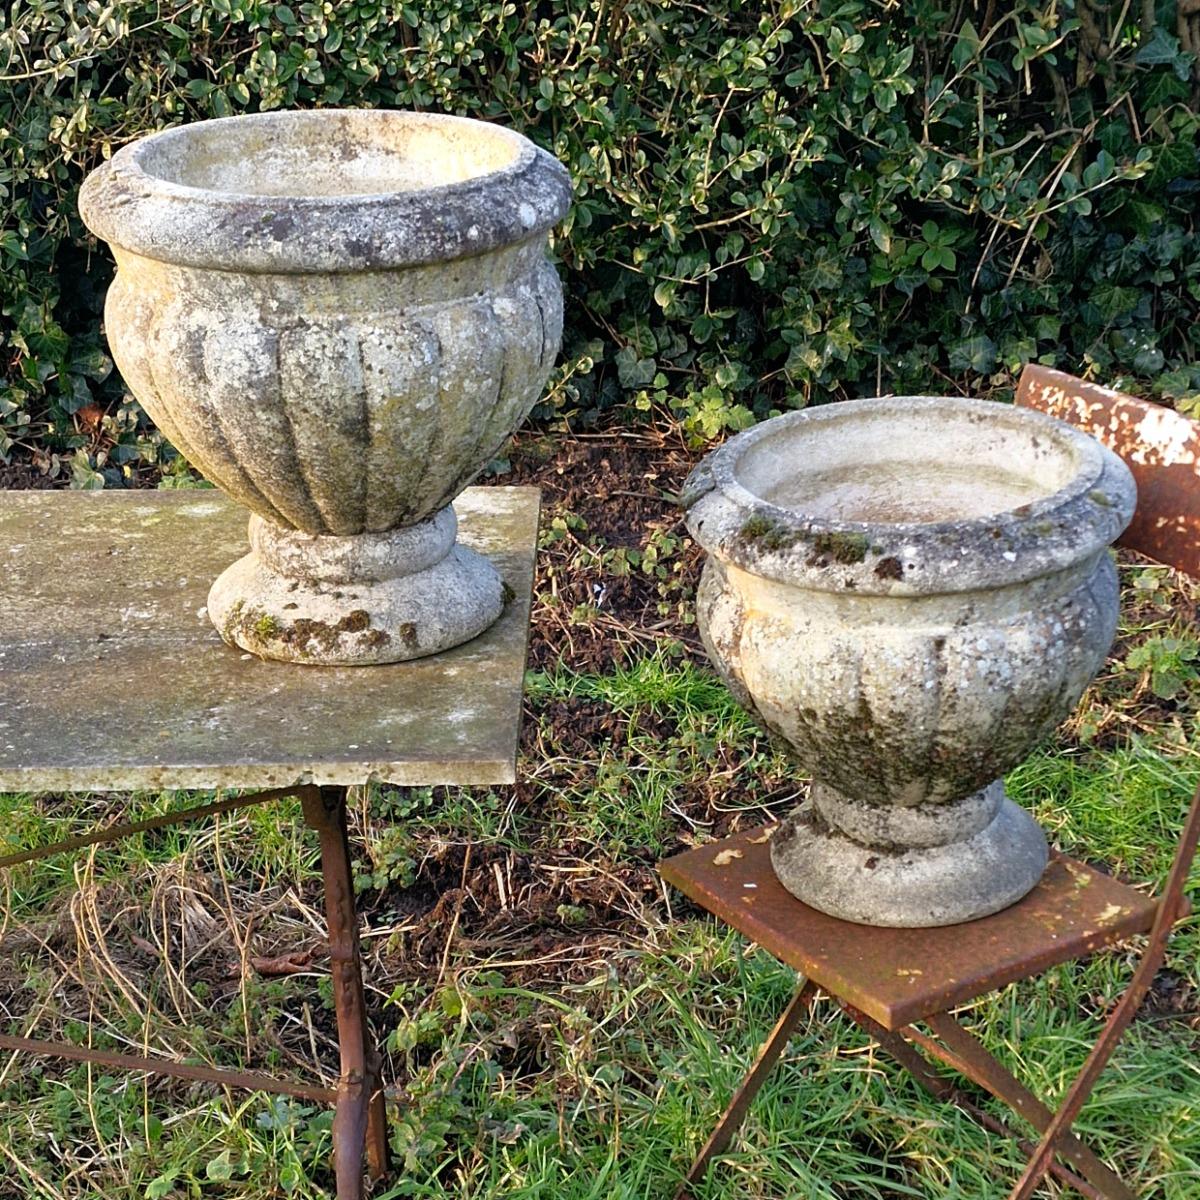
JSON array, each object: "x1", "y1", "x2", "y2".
[
  {"x1": 253, "y1": 613, "x2": 280, "y2": 638},
  {"x1": 274, "y1": 609, "x2": 377, "y2": 654},
  {"x1": 810, "y1": 531, "x2": 870, "y2": 564},
  {"x1": 739, "y1": 513, "x2": 797, "y2": 551}
]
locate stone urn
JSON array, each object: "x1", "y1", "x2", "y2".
[
  {"x1": 682, "y1": 397, "x2": 1136, "y2": 927},
  {"x1": 79, "y1": 110, "x2": 570, "y2": 664}
]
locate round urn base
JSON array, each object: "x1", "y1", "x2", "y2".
[
  {"x1": 769, "y1": 781, "x2": 1049, "y2": 928},
  {"x1": 207, "y1": 507, "x2": 505, "y2": 666}
]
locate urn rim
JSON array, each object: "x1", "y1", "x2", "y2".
[
  {"x1": 682, "y1": 395, "x2": 1137, "y2": 595},
  {"x1": 79, "y1": 110, "x2": 572, "y2": 274}
]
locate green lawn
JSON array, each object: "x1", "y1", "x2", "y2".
[{"x1": 1, "y1": 494, "x2": 1197, "y2": 1198}]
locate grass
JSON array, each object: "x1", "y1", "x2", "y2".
[{"x1": 1, "y1": 489, "x2": 1198, "y2": 1197}]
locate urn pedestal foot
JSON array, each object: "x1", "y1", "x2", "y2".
[
  {"x1": 769, "y1": 781, "x2": 1049, "y2": 928},
  {"x1": 207, "y1": 507, "x2": 505, "y2": 666}
]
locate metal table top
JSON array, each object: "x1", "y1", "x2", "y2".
[
  {"x1": 660, "y1": 825, "x2": 1159, "y2": 1030},
  {"x1": 0, "y1": 486, "x2": 538, "y2": 792}
]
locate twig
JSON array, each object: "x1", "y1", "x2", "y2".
[{"x1": 434, "y1": 844, "x2": 472, "y2": 992}]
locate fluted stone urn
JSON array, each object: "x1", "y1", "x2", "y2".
[
  {"x1": 80, "y1": 110, "x2": 570, "y2": 664},
  {"x1": 683, "y1": 397, "x2": 1136, "y2": 927}
]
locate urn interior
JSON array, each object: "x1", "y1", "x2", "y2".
[
  {"x1": 135, "y1": 109, "x2": 524, "y2": 197},
  {"x1": 733, "y1": 401, "x2": 1084, "y2": 526}
]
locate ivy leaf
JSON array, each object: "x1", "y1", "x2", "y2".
[
  {"x1": 1090, "y1": 283, "x2": 1141, "y2": 322},
  {"x1": 615, "y1": 345, "x2": 656, "y2": 389},
  {"x1": 1133, "y1": 346, "x2": 1164, "y2": 374},
  {"x1": 893, "y1": 269, "x2": 928, "y2": 296},
  {"x1": 144, "y1": 1173, "x2": 178, "y2": 1199},
  {"x1": 948, "y1": 335, "x2": 997, "y2": 374},
  {"x1": 1135, "y1": 27, "x2": 1193, "y2": 81}
]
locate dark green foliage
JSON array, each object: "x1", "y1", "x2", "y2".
[{"x1": 2, "y1": 1, "x2": 1198, "y2": 481}]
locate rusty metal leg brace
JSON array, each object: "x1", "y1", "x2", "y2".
[
  {"x1": 301, "y1": 786, "x2": 390, "y2": 1199},
  {"x1": 678, "y1": 980, "x2": 1135, "y2": 1200},
  {"x1": 676, "y1": 977, "x2": 818, "y2": 1199},
  {"x1": 910, "y1": 1014, "x2": 1133, "y2": 1199},
  {"x1": 1008, "y1": 777, "x2": 1200, "y2": 1200},
  {"x1": 840, "y1": 1006, "x2": 1125, "y2": 1200}
]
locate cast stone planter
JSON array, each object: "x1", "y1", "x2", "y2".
[
  {"x1": 683, "y1": 397, "x2": 1136, "y2": 927},
  {"x1": 80, "y1": 110, "x2": 571, "y2": 664}
]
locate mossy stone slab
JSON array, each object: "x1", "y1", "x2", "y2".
[{"x1": 0, "y1": 487, "x2": 538, "y2": 792}]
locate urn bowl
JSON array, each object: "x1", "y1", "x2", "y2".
[
  {"x1": 683, "y1": 397, "x2": 1136, "y2": 926},
  {"x1": 80, "y1": 110, "x2": 571, "y2": 664}
]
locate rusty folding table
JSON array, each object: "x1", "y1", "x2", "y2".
[
  {"x1": 0, "y1": 485, "x2": 540, "y2": 1199},
  {"x1": 660, "y1": 828, "x2": 1171, "y2": 1199}
]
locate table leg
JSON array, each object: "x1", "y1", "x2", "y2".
[
  {"x1": 301, "y1": 786, "x2": 391, "y2": 1198},
  {"x1": 842, "y1": 1005, "x2": 1124, "y2": 1200},
  {"x1": 676, "y1": 977, "x2": 817, "y2": 1198}
]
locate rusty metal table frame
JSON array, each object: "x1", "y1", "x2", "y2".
[
  {"x1": 0, "y1": 782, "x2": 390, "y2": 1195},
  {"x1": 660, "y1": 823, "x2": 1197, "y2": 1200},
  {"x1": 0, "y1": 486, "x2": 541, "y2": 1199}
]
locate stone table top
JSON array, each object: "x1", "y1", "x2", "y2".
[{"x1": 0, "y1": 487, "x2": 539, "y2": 793}]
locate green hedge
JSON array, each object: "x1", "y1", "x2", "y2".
[{"x1": 2, "y1": 1, "x2": 1198, "y2": 484}]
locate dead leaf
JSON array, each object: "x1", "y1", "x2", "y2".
[
  {"x1": 129, "y1": 934, "x2": 159, "y2": 957},
  {"x1": 250, "y1": 949, "x2": 315, "y2": 977},
  {"x1": 713, "y1": 848, "x2": 744, "y2": 866},
  {"x1": 77, "y1": 404, "x2": 104, "y2": 432}
]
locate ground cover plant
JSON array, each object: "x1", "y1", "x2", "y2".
[
  {"x1": 2, "y1": 1, "x2": 1200, "y2": 483},
  {"x1": 0, "y1": 428, "x2": 1198, "y2": 1198}
]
